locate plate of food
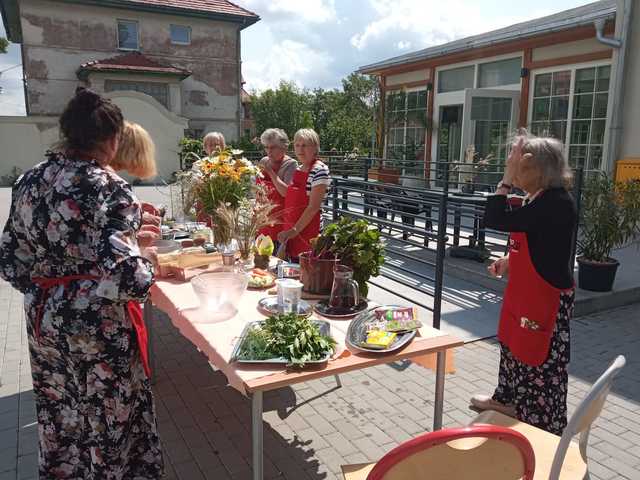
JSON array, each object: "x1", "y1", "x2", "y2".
[
  {"x1": 345, "y1": 306, "x2": 421, "y2": 354},
  {"x1": 247, "y1": 268, "x2": 276, "y2": 289},
  {"x1": 230, "y1": 314, "x2": 336, "y2": 367}
]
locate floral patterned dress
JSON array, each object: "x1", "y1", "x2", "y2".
[{"x1": 0, "y1": 152, "x2": 163, "y2": 479}]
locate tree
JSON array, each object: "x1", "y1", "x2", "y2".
[
  {"x1": 0, "y1": 38, "x2": 8, "y2": 54},
  {"x1": 250, "y1": 81, "x2": 313, "y2": 141}
]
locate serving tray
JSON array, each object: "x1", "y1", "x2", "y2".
[
  {"x1": 345, "y1": 306, "x2": 417, "y2": 354},
  {"x1": 230, "y1": 320, "x2": 332, "y2": 364}
]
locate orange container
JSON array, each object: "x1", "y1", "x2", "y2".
[{"x1": 615, "y1": 158, "x2": 640, "y2": 182}]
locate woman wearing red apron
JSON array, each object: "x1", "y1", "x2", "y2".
[
  {"x1": 256, "y1": 128, "x2": 298, "y2": 241},
  {"x1": 0, "y1": 89, "x2": 164, "y2": 478},
  {"x1": 278, "y1": 129, "x2": 331, "y2": 259},
  {"x1": 471, "y1": 134, "x2": 577, "y2": 435}
]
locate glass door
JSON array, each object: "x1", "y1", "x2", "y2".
[
  {"x1": 435, "y1": 104, "x2": 463, "y2": 187},
  {"x1": 461, "y1": 89, "x2": 520, "y2": 190}
]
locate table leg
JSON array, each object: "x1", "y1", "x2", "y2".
[
  {"x1": 433, "y1": 351, "x2": 446, "y2": 431},
  {"x1": 252, "y1": 391, "x2": 264, "y2": 480},
  {"x1": 334, "y1": 375, "x2": 342, "y2": 388},
  {"x1": 144, "y1": 298, "x2": 156, "y2": 385}
]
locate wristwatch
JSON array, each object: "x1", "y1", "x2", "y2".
[{"x1": 497, "y1": 180, "x2": 512, "y2": 191}]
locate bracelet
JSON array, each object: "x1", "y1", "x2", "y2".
[{"x1": 497, "y1": 180, "x2": 512, "y2": 191}]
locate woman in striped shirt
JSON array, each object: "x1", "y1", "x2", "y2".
[{"x1": 278, "y1": 129, "x2": 331, "y2": 259}]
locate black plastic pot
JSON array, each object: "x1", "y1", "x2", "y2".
[{"x1": 577, "y1": 257, "x2": 620, "y2": 292}]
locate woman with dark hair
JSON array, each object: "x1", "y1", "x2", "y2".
[{"x1": 0, "y1": 88, "x2": 163, "y2": 478}]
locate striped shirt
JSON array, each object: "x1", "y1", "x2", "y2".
[{"x1": 304, "y1": 161, "x2": 331, "y2": 196}]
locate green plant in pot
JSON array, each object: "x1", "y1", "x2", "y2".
[
  {"x1": 305, "y1": 217, "x2": 385, "y2": 298},
  {"x1": 577, "y1": 176, "x2": 640, "y2": 292}
]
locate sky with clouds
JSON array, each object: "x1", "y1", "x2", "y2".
[{"x1": 1, "y1": 0, "x2": 594, "y2": 115}]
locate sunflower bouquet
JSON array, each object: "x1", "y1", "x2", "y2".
[{"x1": 179, "y1": 147, "x2": 260, "y2": 246}]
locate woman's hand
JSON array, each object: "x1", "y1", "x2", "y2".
[
  {"x1": 503, "y1": 137, "x2": 524, "y2": 185},
  {"x1": 488, "y1": 256, "x2": 509, "y2": 278},
  {"x1": 277, "y1": 228, "x2": 297, "y2": 244}
]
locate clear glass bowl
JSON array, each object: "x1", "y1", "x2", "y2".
[{"x1": 190, "y1": 271, "x2": 249, "y2": 322}]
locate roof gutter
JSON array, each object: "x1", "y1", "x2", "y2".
[
  {"x1": 594, "y1": 18, "x2": 622, "y2": 47},
  {"x1": 601, "y1": 0, "x2": 633, "y2": 174}
]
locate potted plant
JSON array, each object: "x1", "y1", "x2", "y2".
[
  {"x1": 577, "y1": 176, "x2": 640, "y2": 292},
  {"x1": 303, "y1": 217, "x2": 385, "y2": 298}
]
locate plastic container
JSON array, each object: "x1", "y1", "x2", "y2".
[{"x1": 190, "y1": 271, "x2": 249, "y2": 322}]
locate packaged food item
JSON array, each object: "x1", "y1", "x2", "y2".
[
  {"x1": 373, "y1": 307, "x2": 422, "y2": 332},
  {"x1": 361, "y1": 330, "x2": 397, "y2": 349}
]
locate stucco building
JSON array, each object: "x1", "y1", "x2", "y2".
[
  {"x1": 359, "y1": 0, "x2": 638, "y2": 184},
  {"x1": 0, "y1": 0, "x2": 259, "y2": 181}
]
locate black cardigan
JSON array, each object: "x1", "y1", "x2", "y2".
[{"x1": 484, "y1": 188, "x2": 577, "y2": 289}]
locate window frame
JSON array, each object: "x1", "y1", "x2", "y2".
[
  {"x1": 384, "y1": 86, "x2": 429, "y2": 169},
  {"x1": 527, "y1": 60, "x2": 612, "y2": 171},
  {"x1": 170, "y1": 24, "x2": 191, "y2": 45},
  {"x1": 104, "y1": 79, "x2": 170, "y2": 109},
  {"x1": 117, "y1": 19, "x2": 140, "y2": 51}
]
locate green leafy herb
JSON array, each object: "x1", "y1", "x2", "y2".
[
  {"x1": 311, "y1": 217, "x2": 385, "y2": 298},
  {"x1": 237, "y1": 313, "x2": 336, "y2": 367}
]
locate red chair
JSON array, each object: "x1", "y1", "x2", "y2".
[{"x1": 342, "y1": 425, "x2": 535, "y2": 480}]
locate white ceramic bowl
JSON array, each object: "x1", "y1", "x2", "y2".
[{"x1": 190, "y1": 271, "x2": 249, "y2": 322}]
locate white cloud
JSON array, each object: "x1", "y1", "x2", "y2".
[
  {"x1": 243, "y1": 39, "x2": 334, "y2": 92},
  {"x1": 241, "y1": 0, "x2": 337, "y2": 23},
  {"x1": 397, "y1": 41, "x2": 412, "y2": 50},
  {"x1": 350, "y1": 0, "x2": 533, "y2": 52}
]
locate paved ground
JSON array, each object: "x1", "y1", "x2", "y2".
[{"x1": 1, "y1": 278, "x2": 639, "y2": 480}]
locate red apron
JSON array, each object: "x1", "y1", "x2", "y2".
[
  {"x1": 257, "y1": 172, "x2": 285, "y2": 240},
  {"x1": 498, "y1": 232, "x2": 573, "y2": 367},
  {"x1": 282, "y1": 164, "x2": 321, "y2": 259},
  {"x1": 32, "y1": 275, "x2": 151, "y2": 377}
]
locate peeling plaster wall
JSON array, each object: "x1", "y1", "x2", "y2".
[{"x1": 19, "y1": 0, "x2": 242, "y2": 138}]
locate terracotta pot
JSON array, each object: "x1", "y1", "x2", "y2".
[{"x1": 299, "y1": 252, "x2": 339, "y2": 295}]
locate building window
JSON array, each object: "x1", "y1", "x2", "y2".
[
  {"x1": 437, "y1": 66, "x2": 474, "y2": 93},
  {"x1": 105, "y1": 80, "x2": 169, "y2": 108},
  {"x1": 170, "y1": 24, "x2": 191, "y2": 45},
  {"x1": 568, "y1": 65, "x2": 610, "y2": 171},
  {"x1": 530, "y1": 64, "x2": 610, "y2": 171},
  {"x1": 386, "y1": 89, "x2": 428, "y2": 173},
  {"x1": 118, "y1": 20, "x2": 139, "y2": 50},
  {"x1": 530, "y1": 70, "x2": 571, "y2": 142},
  {"x1": 478, "y1": 57, "x2": 522, "y2": 88}
]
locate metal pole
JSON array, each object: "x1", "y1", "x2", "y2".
[
  {"x1": 364, "y1": 153, "x2": 370, "y2": 182},
  {"x1": 251, "y1": 391, "x2": 263, "y2": 480},
  {"x1": 432, "y1": 162, "x2": 449, "y2": 330},
  {"x1": 433, "y1": 351, "x2": 446, "y2": 431},
  {"x1": 571, "y1": 167, "x2": 585, "y2": 269},
  {"x1": 332, "y1": 179, "x2": 339, "y2": 221}
]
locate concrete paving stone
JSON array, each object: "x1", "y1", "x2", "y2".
[
  {"x1": 17, "y1": 452, "x2": 37, "y2": 479},
  {"x1": 312, "y1": 446, "x2": 345, "y2": 474},
  {"x1": 590, "y1": 426, "x2": 635, "y2": 450},
  {"x1": 298, "y1": 414, "x2": 336, "y2": 436},
  {"x1": 204, "y1": 429, "x2": 235, "y2": 453},
  {"x1": 593, "y1": 441, "x2": 639, "y2": 468},
  {"x1": 163, "y1": 439, "x2": 195, "y2": 465},
  {"x1": 599, "y1": 457, "x2": 640, "y2": 480},
  {"x1": 179, "y1": 425, "x2": 210, "y2": 450},
  {"x1": 0, "y1": 429, "x2": 18, "y2": 451},
  {"x1": 281, "y1": 411, "x2": 311, "y2": 432},
  {"x1": 202, "y1": 466, "x2": 231, "y2": 480},
  {"x1": 173, "y1": 460, "x2": 207, "y2": 480},
  {"x1": 217, "y1": 448, "x2": 250, "y2": 474},
  {"x1": 322, "y1": 431, "x2": 358, "y2": 457},
  {"x1": 0, "y1": 470, "x2": 17, "y2": 480}
]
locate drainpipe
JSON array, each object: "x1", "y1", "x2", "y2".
[
  {"x1": 596, "y1": 0, "x2": 633, "y2": 174},
  {"x1": 237, "y1": 27, "x2": 242, "y2": 142}
]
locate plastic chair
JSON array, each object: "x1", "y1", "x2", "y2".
[
  {"x1": 472, "y1": 355, "x2": 626, "y2": 479},
  {"x1": 341, "y1": 425, "x2": 536, "y2": 480}
]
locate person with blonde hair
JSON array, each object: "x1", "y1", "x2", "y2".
[
  {"x1": 471, "y1": 132, "x2": 576, "y2": 435},
  {"x1": 111, "y1": 121, "x2": 158, "y2": 179},
  {"x1": 203, "y1": 131, "x2": 226, "y2": 155},
  {"x1": 278, "y1": 128, "x2": 330, "y2": 259}
]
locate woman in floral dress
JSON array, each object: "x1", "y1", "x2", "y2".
[{"x1": 0, "y1": 88, "x2": 164, "y2": 478}]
